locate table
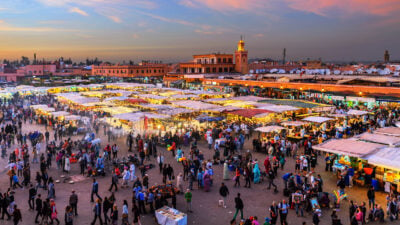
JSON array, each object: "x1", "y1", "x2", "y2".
[{"x1": 155, "y1": 206, "x2": 187, "y2": 225}]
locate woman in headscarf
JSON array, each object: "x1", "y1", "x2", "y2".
[
  {"x1": 223, "y1": 161, "x2": 230, "y2": 180},
  {"x1": 253, "y1": 163, "x2": 261, "y2": 184},
  {"x1": 203, "y1": 171, "x2": 211, "y2": 192}
]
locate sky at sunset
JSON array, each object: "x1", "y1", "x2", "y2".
[{"x1": 0, "y1": 0, "x2": 399, "y2": 63}]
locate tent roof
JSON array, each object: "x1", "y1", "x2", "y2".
[
  {"x1": 302, "y1": 116, "x2": 333, "y2": 123},
  {"x1": 313, "y1": 139, "x2": 384, "y2": 158},
  {"x1": 229, "y1": 109, "x2": 272, "y2": 118},
  {"x1": 365, "y1": 147, "x2": 400, "y2": 171},
  {"x1": 281, "y1": 121, "x2": 309, "y2": 127},
  {"x1": 347, "y1": 109, "x2": 369, "y2": 116},
  {"x1": 357, "y1": 132, "x2": 400, "y2": 146},
  {"x1": 255, "y1": 126, "x2": 285, "y2": 133},
  {"x1": 375, "y1": 127, "x2": 400, "y2": 137}
]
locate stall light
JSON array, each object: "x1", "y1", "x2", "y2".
[
  {"x1": 229, "y1": 83, "x2": 233, "y2": 85},
  {"x1": 157, "y1": 125, "x2": 161, "y2": 129},
  {"x1": 359, "y1": 91, "x2": 363, "y2": 96},
  {"x1": 261, "y1": 85, "x2": 264, "y2": 88},
  {"x1": 245, "y1": 84, "x2": 249, "y2": 87},
  {"x1": 280, "y1": 86, "x2": 283, "y2": 89},
  {"x1": 299, "y1": 87, "x2": 303, "y2": 90},
  {"x1": 321, "y1": 88, "x2": 325, "y2": 92}
]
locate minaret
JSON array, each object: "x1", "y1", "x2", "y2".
[
  {"x1": 384, "y1": 50, "x2": 390, "y2": 63},
  {"x1": 234, "y1": 36, "x2": 249, "y2": 74}
]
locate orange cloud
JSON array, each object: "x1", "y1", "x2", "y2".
[
  {"x1": 285, "y1": 0, "x2": 400, "y2": 17},
  {"x1": 180, "y1": 0, "x2": 266, "y2": 12},
  {"x1": 69, "y1": 7, "x2": 88, "y2": 16},
  {"x1": 181, "y1": 0, "x2": 400, "y2": 17}
]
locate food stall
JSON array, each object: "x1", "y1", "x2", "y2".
[
  {"x1": 365, "y1": 147, "x2": 400, "y2": 192},
  {"x1": 155, "y1": 206, "x2": 187, "y2": 225}
]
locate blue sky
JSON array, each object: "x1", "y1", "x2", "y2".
[{"x1": 0, "y1": 0, "x2": 399, "y2": 63}]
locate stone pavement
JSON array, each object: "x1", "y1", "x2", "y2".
[{"x1": 0, "y1": 121, "x2": 389, "y2": 225}]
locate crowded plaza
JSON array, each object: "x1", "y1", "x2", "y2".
[{"x1": 0, "y1": 82, "x2": 400, "y2": 225}]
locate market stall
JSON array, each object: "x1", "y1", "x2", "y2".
[
  {"x1": 155, "y1": 206, "x2": 187, "y2": 225},
  {"x1": 375, "y1": 127, "x2": 400, "y2": 137},
  {"x1": 357, "y1": 132, "x2": 400, "y2": 146}
]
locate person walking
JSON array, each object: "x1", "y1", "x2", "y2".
[
  {"x1": 219, "y1": 182, "x2": 229, "y2": 208},
  {"x1": 234, "y1": 168, "x2": 240, "y2": 187},
  {"x1": 91, "y1": 179, "x2": 102, "y2": 202},
  {"x1": 34, "y1": 194, "x2": 43, "y2": 223},
  {"x1": 132, "y1": 203, "x2": 142, "y2": 225},
  {"x1": 269, "y1": 201, "x2": 279, "y2": 225},
  {"x1": 267, "y1": 169, "x2": 278, "y2": 193},
  {"x1": 91, "y1": 198, "x2": 103, "y2": 225},
  {"x1": 109, "y1": 171, "x2": 118, "y2": 192},
  {"x1": 232, "y1": 193, "x2": 244, "y2": 221},
  {"x1": 122, "y1": 200, "x2": 129, "y2": 225},
  {"x1": 184, "y1": 189, "x2": 193, "y2": 213},
  {"x1": 28, "y1": 184, "x2": 37, "y2": 210},
  {"x1": 278, "y1": 200, "x2": 289, "y2": 225},
  {"x1": 103, "y1": 197, "x2": 111, "y2": 225},
  {"x1": 64, "y1": 205, "x2": 73, "y2": 225},
  {"x1": 69, "y1": 190, "x2": 78, "y2": 216},
  {"x1": 367, "y1": 186, "x2": 375, "y2": 209},
  {"x1": 110, "y1": 204, "x2": 118, "y2": 225},
  {"x1": 13, "y1": 205, "x2": 22, "y2": 225},
  {"x1": 50, "y1": 199, "x2": 60, "y2": 225}
]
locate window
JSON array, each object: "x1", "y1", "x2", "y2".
[
  {"x1": 34, "y1": 71, "x2": 37, "y2": 74},
  {"x1": 197, "y1": 59, "x2": 201, "y2": 63},
  {"x1": 224, "y1": 68, "x2": 228, "y2": 72},
  {"x1": 206, "y1": 68, "x2": 210, "y2": 73},
  {"x1": 218, "y1": 58, "x2": 221, "y2": 63},
  {"x1": 137, "y1": 70, "x2": 139, "y2": 73},
  {"x1": 154, "y1": 69, "x2": 156, "y2": 73},
  {"x1": 223, "y1": 58, "x2": 226, "y2": 63},
  {"x1": 191, "y1": 68, "x2": 195, "y2": 73},
  {"x1": 212, "y1": 68, "x2": 216, "y2": 73},
  {"x1": 218, "y1": 68, "x2": 222, "y2": 73},
  {"x1": 229, "y1": 58, "x2": 232, "y2": 63},
  {"x1": 141, "y1": 70, "x2": 144, "y2": 73}
]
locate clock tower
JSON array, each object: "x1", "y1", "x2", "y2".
[{"x1": 234, "y1": 37, "x2": 249, "y2": 74}]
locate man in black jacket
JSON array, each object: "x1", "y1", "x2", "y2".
[
  {"x1": 35, "y1": 194, "x2": 43, "y2": 223},
  {"x1": 367, "y1": 186, "x2": 375, "y2": 209},
  {"x1": 232, "y1": 193, "x2": 244, "y2": 221},
  {"x1": 219, "y1": 182, "x2": 229, "y2": 208},
  {"x1": 69, "y1": 190, "x2": 78, "y2": 216},
  {"x1": 28, "y1": 184, "x2": 37, "y2": 210}
]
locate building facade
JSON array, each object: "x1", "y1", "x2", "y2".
[
  {"x1": 92, "y1": 63, "x2": 169, "y2": 77},
  {"x1": 178, "y1": 39, "x2": 249, "y2": 75},
  {"x1": 179, "y1": 54, "x2": 234, "y2": 74}
]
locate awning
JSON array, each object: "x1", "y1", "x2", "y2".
[
  {"x1": 357, "y1": 132, "x2": 400, "y2": 146},
  {"x1": 375, "y1": 127, "x2": 400, "y2": 137},
  {"x1": 302, "y1": 116, "x2": 333, "y2": 123},
  {"x1": 365, "y1": 147, "x2": 400, "y2": 171},
  {"x1": 255, "y1": 126, "x2": 285, "y2": 133},
  {"x1": 313, "y1": 139, "x2": 384, "y2": 158},
  {"x1": 228, "y1": 109, "x2": 272, "y2": 118}
]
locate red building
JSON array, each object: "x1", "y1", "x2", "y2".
[
  {"x1": 178, "y1": 39, "x2": 249, "y2": 75},
  {"x1": 92, "y1": 62, "x2": 169, "y2": 77}
]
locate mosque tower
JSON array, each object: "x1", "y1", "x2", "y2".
[{"x1": 234, "y1": 36, "x2": 249, "y2": 74}]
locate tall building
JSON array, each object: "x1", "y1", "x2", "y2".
[
  {"x1": 178, "y1": 54, "x2": 234, "y2": 74},
  {"x1": 234, "y1": 37, "x2": 249, "y2": 74},
  {"x1": 384, "y1": 50, "x2": 390, "y2": 63}
]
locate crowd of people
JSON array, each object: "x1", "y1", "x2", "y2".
[{"x1": 0, "y1": 90, "x2": 400, "y2": 225}]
